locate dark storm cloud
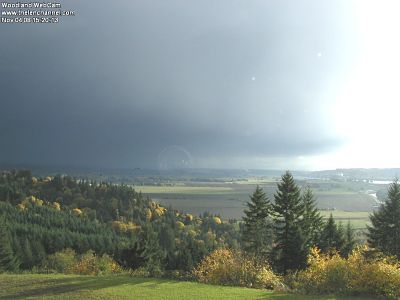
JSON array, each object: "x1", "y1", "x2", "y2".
[{"x1": 0, "y1": 0, "x2": 359, "y2": 169}]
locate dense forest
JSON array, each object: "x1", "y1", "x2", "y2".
[{"x1": 0, "y1": 169, "x2": 240, "y2": 274}]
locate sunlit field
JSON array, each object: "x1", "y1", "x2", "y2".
[{"x1": 0, "y1": 274, "x2": 374, "y2": 300}]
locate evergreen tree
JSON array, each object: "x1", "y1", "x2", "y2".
[
  {"x1": 337, "y1": 222, "x2": 345, "y2": 249},
  {"x1": 368, "y1": 179, "x2": 400, "y2": 258},
  {"x1": 21, "y1": 238, "x2": 34, "y2": 270},
  {"x1": 242, "y1": 186, "x2": 274, "y2": 257},
  {"x1": 138, "y1": 223, "x2": 164, "y2": 276},
  {"x1": 301, "y1": 186, "x2": 323, "y2": 247},
  {"x1": 341, "y1": 221, "x2": 356, "y2": 257},
  {"x1": 272, "y1": 171, "x2": 307, "y2": 274},
  {"x1": 159, "y1": 225, "x2": 177, "y2": 269},
  {"x1": 0, "y1": 218, "x2": 19, "y2": 272},
  {"x1": 319, "y1": 214, "x2": 345, "y2": 253},
  {"x1": 31, "y1": 240, "x2": 47, "y2": 267},
  {"x1": 176, "y1": 235, "x2": 195, "y2": 271},
  {"x1": 118, "y1": 240, "x2": 143, "y2": 269}
]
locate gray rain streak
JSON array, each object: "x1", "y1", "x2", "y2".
[{"x1": 0, "y1": 0, "x2": 359, "y2": 169}]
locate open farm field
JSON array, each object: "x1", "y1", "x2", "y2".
[
  {"x1": 136, "y1": 180, "x2": 379, "y2": 223},
  {"x1": 135, "y1": 185, "x2": 235, "y2": 194},
  {"x1": 315, "y1": 193, "x2": 376, "y2": 212},
  {"x1": 320, "y1": 210, "x2": 371, "y2": 229}
]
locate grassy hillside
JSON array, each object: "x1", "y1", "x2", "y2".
[{"x1": 0, "y1": 274, "x2": 373, "y2": 300}]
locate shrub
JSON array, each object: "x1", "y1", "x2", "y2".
[
  {"x1": 43, "y1": 248, "x2": 77, "y2": 273},
  {"x1": 68, "y1": 251, "x2": 122, "y2": 275},
  {"x1": 294, "y1": 246, "x2": 400, "y2": 299},
  {"x1": 97, "y1": 254, "x2": 123, "y2": 274},
  {"x1": 347, "y1": 247, "x2": 400, "y2": 299},
  {"x1": 193, "y1": 248, "x2": 283, "y2": 290},
  {"x1": 293, "y1": 247, "x2": 349, "y2": 294}
]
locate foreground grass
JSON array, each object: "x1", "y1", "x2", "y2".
[{"x1": 0, "y1": 274, "x2": 373, "y2": 300}]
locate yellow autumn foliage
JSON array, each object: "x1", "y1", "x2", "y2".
[
  {"x1": 295, "y1": 246, "x2": 400, "y2": 299},
  {"x1": 193, "y1": 248, "x2": 283, "y2": 290},
  {"x1": 213, "y1": 217, "x2": 222, "y2": 225},
  {"x1": 125, "y1": 222, "x2": 140, "y2": 232},
  {"x1": 23, "y1": 195, "x2": 44, "y2": 206},
  {"x1": 145, "y1": 201, "x2": 167, "y2": 220},
  {"x1": 176, "y1": 221, "x2": 185, "y2": 230},
  {"x1": 112, "y1": 220, "x2": 124, "y2": 231},
  {"x1": 16, "y1": 203, "x2": 27, "y2": 211},
  {"x1": 52, "y1": 202, "x2": 61, "y2": 211},
  {"x1": 68, "y1": 251, "x2": 122, "y2": 275},
  {"x1": 112, "y1": 221, "x2": 140, "y2": 233},
  {"x1": 186, "y1": 214, "x2": 193, "y2": 222},
  {"x1": 72, "y1": 208, "x2": 83, "y2": 216},
  {"x1": 153, "y1": 207, "x2": 166, "y2": 218}
]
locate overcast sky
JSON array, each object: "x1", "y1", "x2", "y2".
[{"x1": 1, "y1": 0, "x2": 400, "y2": 170}]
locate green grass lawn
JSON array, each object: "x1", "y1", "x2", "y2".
[{"x1": 0, "y1": 274, "x2": 373, "y2": 300}]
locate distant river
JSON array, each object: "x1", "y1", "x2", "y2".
[{"x1": 372, "y1": 180, "x2": 392, "y2": 185}]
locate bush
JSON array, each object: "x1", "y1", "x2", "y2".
[
  {"x1": 347, "y1": 248, "x2": 400, "y2": 299},
  {"x1": 43, "y1": 249, "x2": 122, "y2": 275},
  {"x1": 68, "y1": 251, "x2": 122, "y2": 275},
  {"x1": 97, "y1": 253, "x2": 123, "y2": 275},
  {"x1": 43, "y1": 248, "x2": 77, "y2": 273},
  {"x1": 294, "y1": 246, "x2": 400, "y2": 299},
  {"x1": 293, "y1": 247, "x2": 349, "y2": 294},
  {"x1": 193, "y1": 248, "x2": 283, "y2": 290}
]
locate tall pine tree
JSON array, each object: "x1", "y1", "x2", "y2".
[
  {"x1": 272, "y1": 171, "x2": 307, "y2": 274},
  {"x1": 138, "y1": 223, "x2": 165, "y2": 276},
  {"x1": 301, "y1": 186, "x2": 323, "y2": 248},
  {"x1": 242, "y1": 186, "x2": 274, "y2": 258},
  {"x1": 368, "y1": 179, "x2": 400, "y2": 258}
]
